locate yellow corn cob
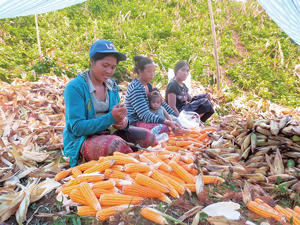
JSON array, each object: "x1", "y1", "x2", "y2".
[
  {"x1": 286, "y1": 208, "x2": 300, "y2": 220},
  {"x1": 140, "y1": 207, "x2": 168, "y2": 225},
  {"x1": 135, "y1": 173, "x2": 170, "y2": 193},
  {"x1": 55, "y1": 170, "x2": 70, "y2": 181},
  {"x1": 77, "y1": 174, "x2": 105, "y2": 183},
  {"x1": 254, "y1": 198, "x2": 276, "y2": 211},
  {"x1": 77, "y1": 206, "x2": 98, "y2": 217},
  {"x1": 84, "y1": 159, "x2": 116, "y2": 174},
  {"x1": 183, "y1": 184, "x2": 196, "y2": 192},
  {"x1": 138, "y1": 155, "x2": 155, "y2": 165},
  {"x1": 156, "y1": 155, "x2": 170, "y2": 161},
  {"x1": 70, "y1": 188, "x2": 89, "y2": 205},
  {"x1": 111, "y1": 165, "x2": 125, "y2": 172},
  {"x1": 165, "y1": 146, "x2": 178, "y2": 151},
  {"x1": 157, "y1": 194, "x2": 172, "y2": 204},
  {"x1": 61, "y1": 184, "x2": 79, "y2": 195},
  {"x1": 168, "y1": 161, "x2": 195, "y2": 184},
  {"x1": 104, "y1": 155, "x2": 139, "y2": 164},
  {"x1": 96, "y1": 205, "x2": 124, "y2": 221},
  {"x1": 122, "y1": 184, "x2": 163, "y2": 198},
  {"x1": 93, "y1": 187, "x2": 119, "y2": 198},
  {"x1": 203, "y1": 175, "x2": 225, "y2": 184},
  {"x1": 104, "y1": 169, "x2": 128, "y2": 179},
  {"x1": 99, "y1": 193, "x2": 143, "y2": 206},
  {"x1": 124, "y1": 163, "x2": 151, "y2": 173},
  {"x1": 151, "y1": 170, "x2": 179, "y2": 198},
  {"x1": 170, "y1": 153, "x2": 181, "y2": 163},
  {"x1": 75, "y1": 160, "x2": 98, "y2": 172},
  {"x1": 79, "y1": 182, "x2": 101, "y2": 211},
  {"x1": 247, "y1": 201, "x2": 282, "y2": 220},
  {"x1": 71, "y1": 167, "x2": 82, "y2": 178},
  {"x1": 147, "y1": 155, "x2": 173, "y2": 172},
  {"x1": 109, "y1": 178, "x2": 132, "y2": 187},
  {"x1": 275, "y1": 205, "x2": 300, "y2": 225},
  {"x1": 181, "y1": 156, "x2": 194, "y2": 164},
  {"x1": 158, "y1": 170, "x2": 185, "y2": 184},
  {"x1": 93, "y1": 179, "x2": 115, "y2": 189},
  {"x1": 163, "y1": 175, "x2": 185, "y2": 195},
  {"x1": 295, "y1": 206, "x2": 300, "y2": 214},
  {"x1": 98, "y1": 157, "x2": 105, "y2": 163}
]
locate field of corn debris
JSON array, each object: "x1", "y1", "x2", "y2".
[{"x1": 1, "y1": 75, "x2": 300, "y2": 225}]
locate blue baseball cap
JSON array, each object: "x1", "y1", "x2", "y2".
[{"x1": 89, "y1": 40, "x2": 127, "y2": 61}]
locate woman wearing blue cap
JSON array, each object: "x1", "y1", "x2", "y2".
[{"x1": 63, "y1": 40, "x2": 156, "y2": 167}]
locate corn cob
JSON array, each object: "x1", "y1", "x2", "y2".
[
  {"x1": 93, "y1": 179, "x2": 115, "y2": 189},
  {"x1": 77, "y1": 174, "x2": 105, "y2": 183},
  {"x1": 70, "y1": 188, "x2": 89, "y2": 205},
  {"x1": 203, "y1": 175, "x2": 225, "y2": 184},
  {"x1": 183, "y1": 183, "x2": 196, "y2": 192},
  {"x1": 147, "y1": 155, "x2": 173, "y2": 172},
  {"x1": 104, "y1": 155, "x2": 139, "y2": 164},
  {"x1": 157, "y1": 194, "x2": 172, "y2": 204},
  {"x1": 96, "y1": 205, "x2": 127, "y2": 221},
  {"x1": 158, "y1": 170, "x2": 185, "y2": 184},
  {"x1": 181, "y1": 156, "x2": 194, "y2": 164},
  {"x1": 165, "y1": 146, "x2": 178, "y2": 151},
  {"x1": 151, "y1": 170, "x2": 179, "y2": 198},
  {"x1": 84, "y1": 159, "x2": 115, "y2": 174},
  {"x1": 77, "y1": 206, "x2": 98, "y2": 217},
  {"x1": 99, "y1": 193, "x2": 143, "y2": 206},
  {"x1": 109, "y1": 178, "x2": 132, "y2": 187},
  {"x1": 71, "y1": 167, "x2": 82, "y2": 178},
  {"x1": 156, "y1": 155, "x2": 170, "y2": 161},
  {"x1": 138, "y1": 155, "x2": 155, "y2": 165},
  {"x1": 98, "y1": 157, "x2": 105, "y2": 163},
  {"x1": 111, "y1": 165, "x2": 125, "y2": 172},
  {"x1": 79, "y1": 182, "x2": 101, "y2": 211},
  {"x1": 286, "y1": 208, "x2": 300, "y2": 220},
  {"x1": 140, "y1": 207, "x2": 168, "y2": 225},
  {"x1": 295, "y1": 206, "x2": 300, "y2": 214},
  {"x1": 275, "y1": 205, "x2": 300, "y2": 224},
  {"x1": 61, "y1": 184, "x2": 79, "y2": 195},
  {"x1": 122, "y1": 184, "x2": 163, "y2": 198},
  {"x1": 246, "y1": 201, "x2": 282, "y2": 220},
  {"x1": 55, "y1": 170, "x2": 70, "y2": 181},
  {"x1": 75, "y1": 160, "x2": 98, "y2": 172},
  {"x1": 170, "y1": 153, "x2": 181, "y2": 163},
  {"x1": 93, "y1": 187, "x2": 119, "y2": 198},
  {"x1": 135, "y1": 173, "x2": 170, "y2": 193},
  {"x1": 168, "y1": 161, "x2": 195, "y2": 184},
  {"x1": 104, "y1": 169, "x2": 128, "y2": 179},
  {"x1": 162, "y1": 175, "x2": 186, "y2": 195},
  {"x1": 130, "y1": 171, "x2": 151, "y2": 179},
  {"x1": 124, "y1": 163, "x2": 151, "y2": 173}
]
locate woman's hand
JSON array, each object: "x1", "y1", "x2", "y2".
[
  {"x1": 113, "y1": 117, "x2": 128, "y2": 130},
  {"x1": 206, "y1": 93, "x2": 212, "y2": 100},
  {"x1": 164, "y1": 120, "x2": 180, "y2": 131},
  {"x1": 111, "y1": 104, "x2": 128, "y2": 123}
]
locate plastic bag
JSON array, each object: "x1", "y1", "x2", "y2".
[{"x1": 177, "y1": 110, "x2": 200, "y2": 129}]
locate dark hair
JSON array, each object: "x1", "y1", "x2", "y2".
[
  {"x1": 91, "y1": 52, "x2": 120, "y2": 64},
  {"x1": 174, "y1": 60, "x2": 189, "y2": 76},
  {"x1": 148, "y1": 89, "x2": 162, "y2": 102},
  {"x1": 133, "y1": 56, "x2": 154, "y2": 74}
]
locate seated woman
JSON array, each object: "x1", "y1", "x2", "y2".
[
  {"x1": 63, "y1": 40, "x2": 156, "y2": 167},
  {"x1": 125, "y1": 56, "x2": 179, "y2": 134},
  {"x1": 165, "y1": 60, "x2": 214, "y2": 123}
]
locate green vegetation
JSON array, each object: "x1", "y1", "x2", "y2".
[{"x1": 0, "y1": 0, "x2": 299, "y2": 106}]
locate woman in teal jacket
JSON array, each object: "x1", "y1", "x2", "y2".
[{"x1": 63, "y1": 40, "x2": 156, "y2": 167}]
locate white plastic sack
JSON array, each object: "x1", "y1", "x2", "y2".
[{"x1": 177, "y1": 110, "x2": 200, "y2": 129}]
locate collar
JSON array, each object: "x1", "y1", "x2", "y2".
[{"x1": 79, "y1": 71, "x2": 116, "y2": 92}]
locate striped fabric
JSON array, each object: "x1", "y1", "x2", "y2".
[
  {"x1": 125, "y1": 79, "x2": 176, "y2": 124},
  {"x1": 257, "y1": 0, "x2": 300, "y2": 46},
  {"x1": 0, "y1": 0, "x2": 87, "y2": 19}
]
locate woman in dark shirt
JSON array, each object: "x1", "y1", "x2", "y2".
[{"x1": 165, "y1": 61, "x2": 214, "y2": 122}]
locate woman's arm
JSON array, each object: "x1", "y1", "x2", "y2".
[
  {"x1": 167, "y1": 93, "x2": 180, "y2": 116},
  {"x1": 64, "y1": 84, "x2": 117, "y2": 137},
  {"x1": 187, "y1": 92, "x2": 192, "y2": 102},
  {"x1": 163, "y1": 108, "x2": 172, "y2": 121}
]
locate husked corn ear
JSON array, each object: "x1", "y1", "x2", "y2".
[
  {"x1": 139, "y1": 155, "x2": 155, "y2": 165},
  {"x1": 96, "y1": 205, "x2": 128, "y2": 221},
  {"x1": 122, "y1": 184, "x2": 163, "y2": 198},
  {"x1": 183, "y1": 184, "x2": 196, "y2": 192},
  {"x1": 140, "y1": 207, "x2": 168, "y2": 225},
  {"x1": 104, "y1": 155, "x2": 139, "y2": 164},
  {"x1": 170, "y1": 153, "x2": 181, "y2": 162},
  {"x1": 109, "y1": 178, "x2": 132, "y2": 187},
  {"x1": 168, "y1": 161, "x2": 195, "y2": 184},
  {"x1": 181, "y1": 156, "x2": 194, "y2": 164},
  {"x1": 75, "y1": 160, "x2": 98, "y2": 172},
  {"x1": 130, "y1": 171, "x2": 151, "y2": 179},
  {"x1": 70, "y1": 188, "x2": 89, "y2": 205},
  {"x1": 99, "y1": 193, "x2": 143, "y2": 206},
  {"x1": 162, "y1": 175, "x2": 185, "y2": 195},
  {"x1": 151, "y1": 170, "x2": 179, "y2": 198},
  {"x1": 203, "y1": 176, "x2": 225, "y2": 184},
  {"x1": 147, "y1": 155, "x2": 173, "y2": 172},
  {"x1": 93, "y1": 187, "x2": 119, "y2": 198},
  {"x1": 61, "y1": 184, "x2": 79, "y2": 195},
  {"x1": 157, "y1": 194, "x2": 172, "y2": 204},
  {"x1": 158, "y1": 170, "x2": 185, "y2": 184},
  {"x1": 124, "y1": 163, "x2": 151, "y2": 173},
  {"x1": 275, "y1": 205, "x2": 300, "y2": 224},
  {"x1": 295, "y1": 206, "x2": 300, "y2": 214},
  {"x1": 111, "y1": 165, "x2": 125, "y2": 172},
  {"x1": 247, "y1": 201, "x2": 282, "y2": 220},
  {"x1": 135, "y1": 173, "x2": 170, "y2": 193},
  {"x1": 77, "y1": 206, "x2": 98, "y2": 217},
  {"x1": 79, "y1": 182, "x2": 101, "y2": 211},
  {"x1": 104, "y1": 169, "x2": 128, "y2": 179},
  {"x1": 71, "y1": 167, "x2": 82, "y2": 178},
  {"x1": 55, "y1": 170, "x2": 70, "y2": 181},
  {"x1": 286, "y1": 208, "x2": 300, "y2": 219},
  {"x1": 84, "y1": 159, "x2": 116, "y2": 174},
  {"x1": 76, "y1": 174, "x2": 105, "y2": 183},
  {"x1": 93, "y1": 179, "x2": 115, "y2": 189}
]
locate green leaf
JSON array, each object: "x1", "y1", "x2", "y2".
[{"x1": 276, "y1": 176, "x2": 282, "y2": 183}]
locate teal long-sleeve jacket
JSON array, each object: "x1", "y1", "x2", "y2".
[{"x1": 63, "y1": 71, "x2": 121, "y2": 167}]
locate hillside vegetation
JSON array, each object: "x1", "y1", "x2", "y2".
[{"x1": 0, "y1": 0, "x2": 299, "y2": 106}]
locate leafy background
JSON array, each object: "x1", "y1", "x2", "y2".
[{"x1": 0, "y1": 0, "x2": 299, "y2": 107}]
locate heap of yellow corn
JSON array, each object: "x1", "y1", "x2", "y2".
[{"x1": 55, "y1": 133, "x2": 224, "y2": 224}]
